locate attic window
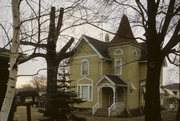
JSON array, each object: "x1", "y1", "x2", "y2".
[
  {"x1": 132, "y1": 50, "x2": 137, "y2": 56},
  {"x1": 114, "y1": 49, "x2": 123, "y2": 55}
]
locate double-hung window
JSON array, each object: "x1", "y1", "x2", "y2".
[
  {"x1": 77, "y1": 84, "x2": 92, "y2": 101},
  {"x1": 115, "y1": 59, "x2": 122, "y2": 75},
  {"x1": 81, "y1": 60, "x2": 89, "y2": 76}
]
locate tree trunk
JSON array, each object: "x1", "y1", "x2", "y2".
[
  {"x1": 44, "y1": 7, "x2": 58, "y2": 119},
  {"x1": 0, "y1": 0, "x2": 20, "y2": 120},
  {"x1": 145, "y1": 43, "x2": 164, "y2": 121}
]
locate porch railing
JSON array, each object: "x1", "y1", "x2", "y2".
[
  {"x1": 108, "y1": 102, "x2": 125, "y2": 117},
  {"x1": 92, "y1": 102, "x2": 100, "y2": 115}
]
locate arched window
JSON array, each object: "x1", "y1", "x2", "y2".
[
  {"x1": 132, "y1": 50, "x2": 138, "y2": 56},
  {"x1": 114, "y1": 49, "x2": 123, "y2": 55},
  {"x1": 81, "y1": 60, "x2": 89, "y2": 76}
]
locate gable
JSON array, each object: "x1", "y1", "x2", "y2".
[
  {"x1": 98, "y1": 79, "x2": 112, "y2": 85},
  {"x1": 71, "y1": 35, "x2": 111, "y2": 61},
  {"x1": 73, "y1": 40, "x2": 97, "y2": 57}
]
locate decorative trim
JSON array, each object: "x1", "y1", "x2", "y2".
[
  {"x1": 77, "y1": 77, "x2": 93, "y2": 84},
  {"x1": 73, "y1": 54, "x2": 98, "y2": 59},
  {"x1": 96, "y1": 75, "x2": 115, "y2": 86},
  {"x1": 83, "y1": 36, "x2": 104, "y2": 58},
  {"x1": 72, "y1": 35, "x2": 111, "y2": 60}
]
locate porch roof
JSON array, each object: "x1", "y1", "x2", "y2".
[{"x1": 97, "y1": 75, "x2": 127, "y2": 87}]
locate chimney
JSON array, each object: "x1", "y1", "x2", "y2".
[{"x1": 105, "y1": 34, "x2": 109, "y2": 42}]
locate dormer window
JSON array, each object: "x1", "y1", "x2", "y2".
[
  {"x1": 114, "y1": 49, "x2": 123, "y2": 55},
  {"x1": 132, "y1": 50, "x2": 137, "y2": 56},
  {"x1": 81, "y1": 59, "x2": 89, "y2": 76}
]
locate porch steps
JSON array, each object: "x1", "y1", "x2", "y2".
[{"x1": 94, "y1": 108, "x2": 108, "y2": 117}]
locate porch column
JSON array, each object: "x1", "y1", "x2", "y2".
[
  {"x1": 97, "y1": 87, "x2": 100, "y2": 102},
  {"x1": 123, "y1": 88, "x2": 126, "y2": 107},
  {"x1": 113, "y1": 87, "x2": 116, "y2": 104}
]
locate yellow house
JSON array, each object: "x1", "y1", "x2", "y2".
[{"x1": 69, "y1": 15, "x2": 164, "y2": 117}]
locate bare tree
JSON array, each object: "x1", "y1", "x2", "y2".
[
  {"x1": 1, "y1": 0, "x2": 98, "y2": 120},
  {"x1": 31, "y1": 75, "x2": 46, "y2": 92},
  {"x1": 0, "y1": 0, "x2": 20, "y2": 120}
]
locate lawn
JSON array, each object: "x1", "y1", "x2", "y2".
[{"x1": 14, "y1": 106, "x2": 177, "y2": 121}]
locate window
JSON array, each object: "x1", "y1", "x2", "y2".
[
  {"x1": 81, "y1": 60, "x2": 89, "y2": 76},
  {"x1": 114, "y1": 49, "x2": 123, "y2": 55},
  {"x1": 141, "y1": 86, "x2": 146, "y2": 102},
  {"x1": 129, "y1": 83, "x2": 136, "y2": 95},
  {"x1": 77, "y1": 84, "x2": 92, "y2": 101},
  {"x1": 132, "y1": 50, "x2": 137, "y2": 56},
  {"x1": 129, "y1": 89, "x2": 133, "y2": 95},
  {"x1": 115, "y1": 59, "x2": 122, "y2": 75}
]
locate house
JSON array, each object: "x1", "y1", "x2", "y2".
[
  {"x1": 161, "y1": 83, "x2": 180, "y2": 109},
  {"x1": 0, "y1": 48, "x2": 10, "y2": 109},
  {"x1": 163, "y1": 83, "x2": 180, "y2": 98},
  {"x1": 69, "y1": 15, "x2": 164, "y2": 117}
]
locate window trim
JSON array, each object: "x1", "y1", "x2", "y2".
[
  {"x1": 114, "y1": 59, "x2": 122, "y2": 75},
  {"x1": 81, "y1": 59, "x2": 89, "y2": 76},
  {"x1": 114, "y1": 49, "x2": 123, "y2": 55},
  {"x1": 129, "y1": 89, "x2": 133, "y2": 95},
  {"x1": 77, "y1": 84, "x2": 93, "y2": 101},
  {"x1": 132, "y1": 50, "x2": 138, "y2": 56}
]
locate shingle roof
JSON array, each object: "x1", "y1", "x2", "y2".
[
  {"x1": 83, "y1": 35, "x2": 111, "y2": 59},
  {"x1": 110, "y1": 15, "x2": 140, "y2": 46},
  {"x1": 106, "y1": 75, "x2": 127, "y2": 86},
  {"x1": 163, "y1": 83, "x2": 180, "y2": 90},
  {"x1": 80, "y1": 15, "x2": 148, "y2": 61}
]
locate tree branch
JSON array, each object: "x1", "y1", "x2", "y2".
[
  {"x1": 55, "y1": 8, "x2": 64, "y2": 42},
  {"x1": 57, "y1": 37, "x2": 75, "y2": 61},
  {"x1": 18, "y1": 53, "x2": 46, "y2": 64},
  {"x1": 159, "y1": 0, "x2": 176, "y2": 38},
  {"x1": 20, "y1": 41, "x2": 47, "y2": 48},
  {"x1": 57, "y1": 49, "x2": 76, "y2": 63}
]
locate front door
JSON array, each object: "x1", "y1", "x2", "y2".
[{"x1": 102, "y1": 87, "x2": 113, "y2": 108}]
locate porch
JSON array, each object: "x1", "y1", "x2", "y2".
[{"x1": 92, "y1": 75, "x2": 127, "y2": 117}]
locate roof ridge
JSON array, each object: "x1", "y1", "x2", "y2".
[{"x1": 83, "y1": 35, "x2": 105, "y2": 43}]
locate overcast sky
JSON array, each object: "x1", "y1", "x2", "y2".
[{"x1": 0, "y1": 0, "x2": 179, "y2": 87}]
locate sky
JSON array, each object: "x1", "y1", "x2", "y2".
[{"x1": 0, "y1": 0, "x2": 179, "y2": 87}]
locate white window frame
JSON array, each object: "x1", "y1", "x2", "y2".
[
  {"x1": 81, "y1": 59, "x2": 89, "y2": 76},
  {"x1": 132, "y1": 50, "x2": 138, "y2": 56},
  {"x1": 114, "y1": 49, "x2": 123, "y2": 55},
  {"x1": 141, "y1": 87, "x2": 145, "y2": 102},
  {"x1": 129, "y1": 89, "x2": 133, "y2": 95},
  {"x1": 115, "y1": 59, "x2": 122, "y2": 75},
  {"x1": 77, "y1": 84, "x2": 93, "y2": 101}
]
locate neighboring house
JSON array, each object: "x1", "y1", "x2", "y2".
[
  {"x1": 163, "y1": 83, "x2": 180, "y2": 98},
  {"x1": 0, "y1": 48, "x2": 10, "y2": 109},
  {"x1": 162, "y1": 83, "x2": 179, "y2": 109},
  {"x1": 69, "y1": 15, "x2": 164, "y2": 117}
]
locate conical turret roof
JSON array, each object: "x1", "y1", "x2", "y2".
[{"x1": 110, "y1": 15, "x2": 139, "y2": 46}]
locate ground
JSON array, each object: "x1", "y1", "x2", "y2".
[{"x1": 14, "y1": 106, "x2": 177, "y2": 121}]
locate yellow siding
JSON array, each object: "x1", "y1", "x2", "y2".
[
  {"x1": 69, "y1": 38, "x2": 163, "y2": 110},
  {"x1": 70, "y1": 40, "x2": 101, "y2": 108}
]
